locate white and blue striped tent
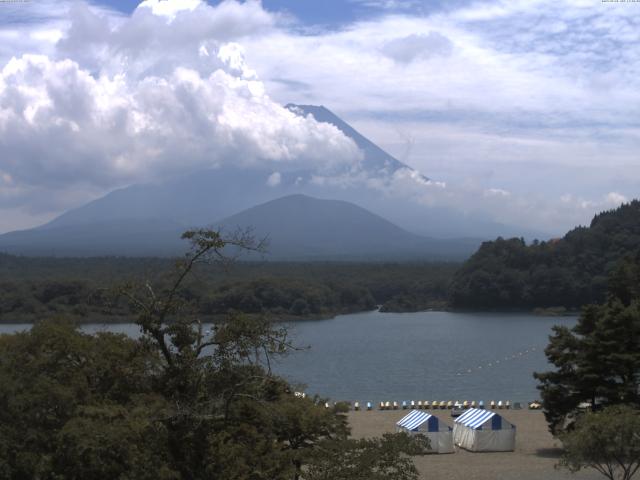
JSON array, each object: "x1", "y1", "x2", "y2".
[
  {"x1": 396, "y1": 410, "x2": 454, "y2": 453},
  {"x1": 453, "y1": 408, "x2": 515, "y2": 452}
]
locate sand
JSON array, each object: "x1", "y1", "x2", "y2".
[{"x1": 347, "y1": 408, "x2": 602, "y2": 480}]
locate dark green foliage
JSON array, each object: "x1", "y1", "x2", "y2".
[
  {"x1": 534, "y1": 252, "x2": 640, "y2": 435},
  {"x1": 200, "y1": 277, "x2": 376, "y2": 317},
  {"x1": 305, "y1": 433, "x2": 429, "y2": 480},
  {"x1": 559, "y1": 405, "x2": 640, "y2": 480},
  {"x1": 0, "y1": 229, "x2": 426, "y2": 479},
  {"x1": 0, "y1": 320, "x2": 171, "y2": 480},
  {"x1": 450, "y1": 201, "x2": 640, "y2": 309},
  {"x1": 0, "y1": 255, "x2": 458, "y2": 322}
]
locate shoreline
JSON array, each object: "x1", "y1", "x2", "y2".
[
  {"x1": 348, "y1": 409, "x2": 600, "y2": 480},
  {"x1": 0, "y1": 306, "x2": 581, "y2": 325}
]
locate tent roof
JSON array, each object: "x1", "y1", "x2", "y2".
[
  {"x1": 397, "y1": 410, "x2": 434, "y2": 430},
  {"x1": 454, "y1": 408, "x2": 498, "y2": 430}
]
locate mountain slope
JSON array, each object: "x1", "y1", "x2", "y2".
[
  {"x1": 0, "y1": 195, "x2": 481, "y2": 259},
  {"x1": 286, "y1": 104, "x2": 419, "y2": 177},
  {"x1": 0, "y1": 104, "x2": 539, "y2": 256},
  {"x1": 35, "y1": 104, "x2": 424, "y2": 234},
  {"x1": 217, "y1": 194, "x2": 479, "y2": 260},
  {"x1": 449, "y1": 200, "x2": 640, "y2": 309},
  {"x1": 0, "y1": 219, "x2": 185, "y2": 257}
]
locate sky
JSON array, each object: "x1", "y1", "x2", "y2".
[{"x1": 0, "y1": 0, "x2": 638, "y2": 235}]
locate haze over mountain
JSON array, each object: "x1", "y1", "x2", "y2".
[
  {"x1": 0, "y1": 0, "x2": 634, "y2": 241},
  {"x1": 217, "y1": 194, "x2": 480, "y2": 260},
  {"x1": 0, "y1": 194, "x2": 480, "y2": 259},
  {"x1": 0, "y1": 105, "x2": 538, "y2": 258}
]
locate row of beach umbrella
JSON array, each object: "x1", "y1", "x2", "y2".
[
  {"x1": 368, "y1": 400, "x2": 512, "y2": 411},
  {"x1": 320, "y1": 399, "x2": 542, "y2": 410}
]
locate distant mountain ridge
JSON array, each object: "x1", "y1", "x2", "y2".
[
  {"x1": 0, "y1": 104, "x2": 540, "y2": 257},
  {"x1": 0, "y1": 194, "x2": 481, "y2": 259},
  {"x1": 34, "y1": 104, "x2": 426, "y2": 234},
  {"x1": 217, "y1": 194, "x2": 480, "y2": 260}
]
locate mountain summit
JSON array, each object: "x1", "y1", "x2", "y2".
[
  {"x1": 217, "y1": 194, "x2": 477, "y2": 260},
  {"x1": 286, "y1": 104, "x2": 425, "y2": 179}
]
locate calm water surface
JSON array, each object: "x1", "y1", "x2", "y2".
[
  {"x1": 276, "y1": 310, "x2": 577, "y2": 403},
  {"x1": 0, "y1": 310, "x2": 576, "y2": 403}
]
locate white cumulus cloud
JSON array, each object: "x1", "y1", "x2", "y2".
[{"x1": 0, "y1": 1, "x2": 362, "y2": 224}]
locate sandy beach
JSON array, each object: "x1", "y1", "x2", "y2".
[{"x1": 348, "y1": 409, "x2": 601, "y2": 480}]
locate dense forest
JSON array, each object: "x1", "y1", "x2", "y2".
[
  {"x1": 2, "y1": 200, "x2": 639, "y2": 321},
  {"x1": 0, "y1": 255, "x2": 456, "y2": 323},
  {"x1": 449, "y1": 201, "x2": 640, "y2": 309}
]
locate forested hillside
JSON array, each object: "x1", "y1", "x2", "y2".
[
  {"x1": 449, "y1": 201, "x2": 640, "y2": 309},
  {"x1": 0, "y1": 256, "x2": 456, "y2": 322}
]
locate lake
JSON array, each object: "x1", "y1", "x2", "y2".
[{"x1": 0, "y1": 310, "x2": 576, "y2": 404}]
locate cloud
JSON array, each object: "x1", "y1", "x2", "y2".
[
  {"x1": 484, "y1": 188, "x2": 510, "y2": 198},
  {"x1": 381, "y1": 32, "x2": 453, "y2": 63},
  {"x1": 0, "y1": 50, "x2": 359, "y2": 184},
  {"x1": 605, "y1": 191, "x2": 628, "y2": 206},
  {"x1": 138, "y1": 0, "x2": 202, "y2": 20},
  {"x1": 0, "y1": 0, "x2": 638, "y2": 235},
  {"x1": 0, "y1": 1, "x2": 361, "y2": 221},
  {"x1": 349, "y1": 0, "x2": 422, "y2": 10},
  {"x1": 266, "y1": 171, "x2": 281, "y2": 187}
]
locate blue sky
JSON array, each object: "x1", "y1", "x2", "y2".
[
  {"x1": 0, "y1": 0, "x2": 638, "y2": 234},
  {"x1": 92, "y1": 0, "x2": 471, "y2": 26}
]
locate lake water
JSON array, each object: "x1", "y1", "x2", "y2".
[
  {"x1": 276, "y1": 311, "x2": 577, "y2": 403},
  {"x1": 0, "y1": 310, "x2": 576, "y2": 404}
]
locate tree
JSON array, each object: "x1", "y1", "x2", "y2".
[
  {"x1": 450, "y1": 201, "x2": 640, "y2": 310},
  {"x1": 535, "y1": 254, "x2": 640, "y2": 434},
  {"x1": 559, "y1": 405, "x2": 640, "y2": 480},
  {"x1": 0, "y1": 228, "x2": 428, "y2": 479},
  {"x1": 305, "y1": 433, "x2": 429, "y2": 480},
  {"x1": 0, "y1": 320, "x2": 168, "y2": 480}
]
